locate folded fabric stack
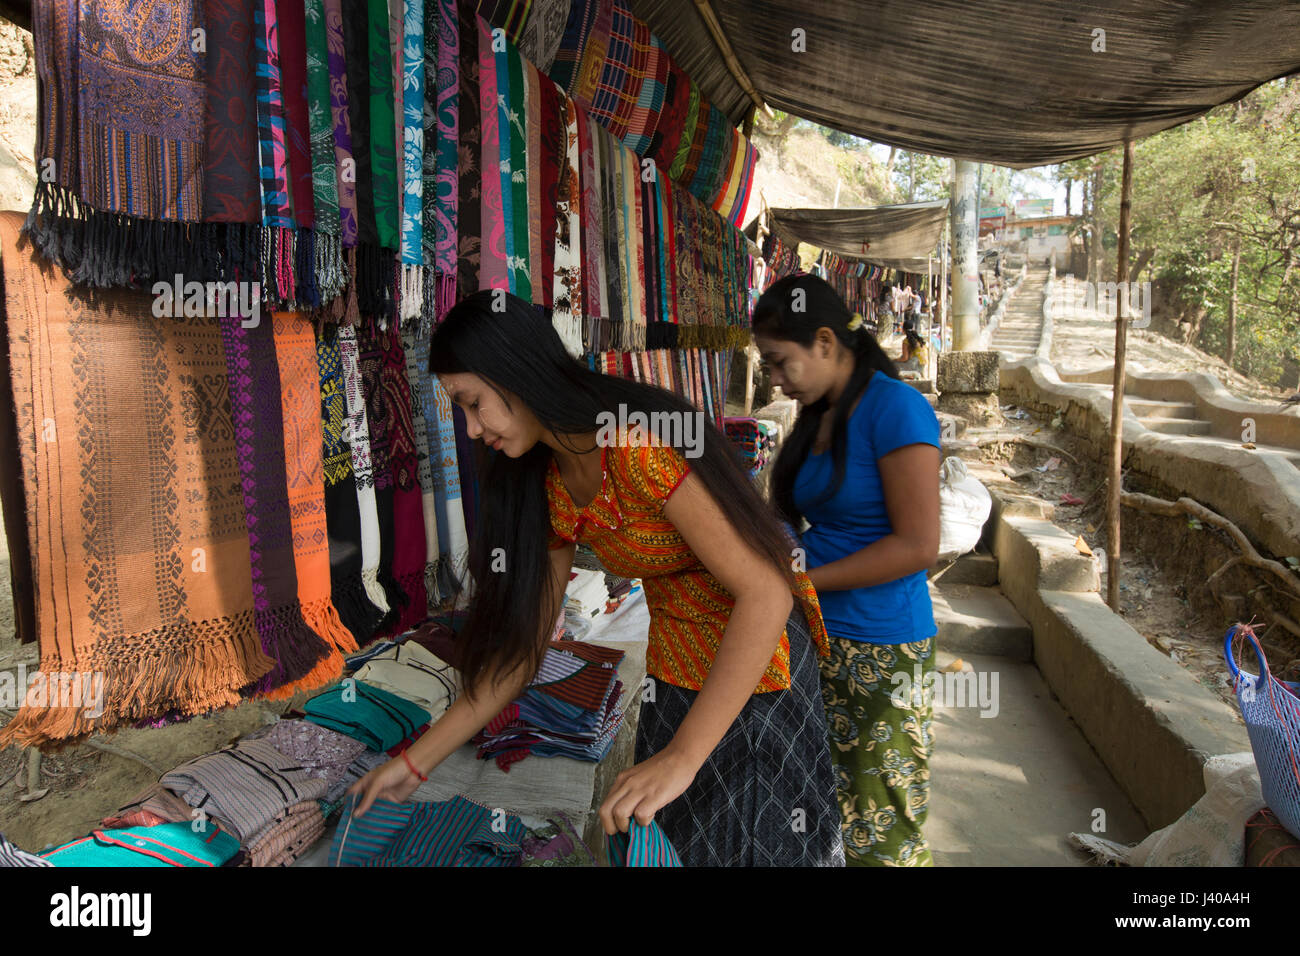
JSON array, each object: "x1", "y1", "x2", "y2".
[
  {"x1": 352, "y1": 642, "x2": 460, "y2": 720},
  {"x1": 474, "y1": 640, "x2": 625, "y2": 771},
  {"x1": 724, "y1": 417, "x2": 777, "y2": 478},
  {"x1": 302, "y1": 680, "x2": 431, "y2": 752},
  {"x1": 160, "y1": 740, "x2": 329, "y2": 847},
  {"x1": 244, "y1": 802, "x2": 326, "y2": 868},
  {"x1": 0, "y1": 832, "x2": 53, "y2": 867}
]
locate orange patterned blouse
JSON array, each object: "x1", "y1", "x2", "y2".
[{"x1": 546, "y1": 439, "x2": 829, "y2": 693}]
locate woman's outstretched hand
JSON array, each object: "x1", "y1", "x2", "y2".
[
  {"x1": 347, "y1": 756, "x2": 423, "y2": 816},
  {"x1": 598, "y1": 746, "x2": 699, "y2": 835}
]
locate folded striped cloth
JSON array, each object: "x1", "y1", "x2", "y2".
[
  {"x1": 0, "y1": 832, "x2": 52, "y2": 868},
  {"x1": 244, "y1": 800, "x2": 326, "y2": 867},
  {"x1": 330, "y1": 794, "x2": 527, "y2": 866},
  {"x1": 473, "y1": 640, "x2": 625, "y2": 770},
  {"x1": 160, "y1": 740, "x2": 328, "y2": 844}
]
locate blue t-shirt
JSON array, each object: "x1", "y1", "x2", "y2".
[{"x1": 793, "y1": 373, "x2": 940, "y2": 644}]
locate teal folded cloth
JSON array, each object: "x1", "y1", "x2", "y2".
[
  {"x1": 606, "y1": 820, "x2": 683, "y2": 867},
  {"x1": 42, "y1": 823, "x2": 240, "y2": 868},
  {"x1": 303, "y1": 679, "x2": 431, "y2": 751}
]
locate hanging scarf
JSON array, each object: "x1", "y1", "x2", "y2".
[
  {"x1": 378, "y1": 322, "x2": 429, "y2": 633},
  {"x1": 578, "y1": 104, "x2": 604, "y2": 346},
  {"x1": 599, "y1": 126, "x2": 623, "y2": 350},
  {"x1": 271, "y1": 312, "x2": 359, "y2": 688},
  {"x1": 456, "y1": 0, "x2": 481, "y2": 298},
  {"x1": 452, "y1": 404, "x2": 480, "y2": 543},
  {"x1": 680, "y1": 89, "x2": 713, "y2": 187},
  {"x1": 317, "y1": 325, "x2": 385, "y2": 643},
  {"x1": 526, "y1": 61, "x2": 545, "y2": 301},
  {"x1": 324, "y1": 0, "x2": 359, "y2": 249},
  {"x1": 477, "y1": 15, "x2": 506, "y2": 291},
  {"x1": 306, "y1": 0, "x2": 347, "y2": 303},
  {"x1": 505, "y1": 39, "x2": 531, "y2": 300},
  {"x1": 537, "y1": 72, "x2": 563, "y2": 311},
  {"x1": 221, "y1": 309, "x2": 334, "y2": 699},
  {"x1": 254, "y1": 1, "x2": 297, "y2": 305},
  {"x1": 425, "y1": 0, "x2": 460, "y2": 324},
  {"x1": 624, "y1": 33, "x2": 667, "y2": 156},
  {"x1": 369, "y1": 0, "x2": 400, "y2": 252},
  {"x1": 549, "y1": 0, "x2": 597, "y2": 96},
  {"x1": 419, "y1": 369, "x2": 469, "y2": 598},
  {"x1": 551, "y1": 93, "x2": 583, "y2": 356},
  {"x1": 337, "y1": 324, "x2": 391, "y2": 617},
  {"x1": 667, "y1": 78, "x2": 700, "y2": 183},
  {"x1": 356, "y1": 318, "x2": 405, "y2": 625},
  {"x1": 278, "y1": 0, "x2": 315, "y2": 233},
  {"x1": 203, "y1": 0, "x2": 260, "y2": 225},
  {"x1": 400, "y1": 0, "x2": 426, "y2": 319},
  {"x1": 0, "y1": 213, "x2": 272, "y2": 747},
  {"x1": 401, "y1": 325, "x2": 441, "y2": 602}
]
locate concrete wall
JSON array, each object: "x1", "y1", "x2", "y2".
[
  {"x1": 981, "y1": 486, "x2": 1251, "y2": 829},
  {"x1": 1001, "y1": 357, "x2": 1300, "y2": 558},
  {"x1": 1056, "y1": 365, "x2": 1300, "y2": 451}
]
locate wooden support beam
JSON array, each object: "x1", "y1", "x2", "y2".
[
  {"x1": 1106, "y1": 139, "x2": 1135, "y2": 612},
  {"x1": 691, "y1": 0, "x2": 768, "y2": 117}
]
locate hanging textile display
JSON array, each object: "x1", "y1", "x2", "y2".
[
  {"x1": 426, "y1": 0, "x2": 460, "y2": 325},
  {"x1": 0, "y1": 211, "x2": 274, "y2": 747},
  {"x1": 479, "y1": 0, "x2": 759, "y2": 227}
]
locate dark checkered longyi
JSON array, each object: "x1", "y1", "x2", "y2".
[{"x1": 636, "y1": 606, "x2": 846, "y2": 867}]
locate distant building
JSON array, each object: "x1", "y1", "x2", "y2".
[{"x1": 985, "y1": 214, "x2": 1078, "y2": 260}]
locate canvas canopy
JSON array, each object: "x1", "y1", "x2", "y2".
[
  {"x1": 629, "y1": 0, "x2": 1300, "y2": 166},
  {"x1": 747, "y1": 200, "x2": 948, "y2": 272}
]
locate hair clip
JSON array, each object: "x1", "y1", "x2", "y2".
[{"x1": 846, "y1": 313, "x2": 864, "y2": 332}]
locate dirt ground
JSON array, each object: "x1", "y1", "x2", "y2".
[{"x1": 1049, "y1": 275, "x2": 1289, "y2": 404}]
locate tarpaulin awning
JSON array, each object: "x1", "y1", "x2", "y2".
[
  {"x1": 628, "y1": 0, "x2": 1300, "y2": 167},
  {"x1": 748, "y1": 200, "x2": 948, "y2": 272}
]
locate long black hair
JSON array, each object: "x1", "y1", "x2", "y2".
[
  {"x1": 752, "y1": 273, "x2": 900, "y2": 529},
  {"x1": 429, "y1": 290, "x2": 800, "y2": 697}
]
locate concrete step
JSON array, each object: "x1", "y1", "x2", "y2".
[
  {"x1": 930, "y1": 583, "x2": 1033, "y2": 661},
  {"x1": 1140, "y1": 417, "x2": 1213, "y2": 436},
  {"x1": 1126, "y1": 398, "x2": 1198, "y2": 420},
  {"x1": 932, "y1": 545, "x2": 999, "y2": 586}
]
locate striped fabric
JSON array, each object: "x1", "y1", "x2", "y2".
[
  {"x1": 330, "y1": 794, "x2": 527, "y2": 866},
  {"x1": 303, "y1": 678, "x2": 431, "y2": 751},
  {"x1": 160, "y1": 740, "x2": 328, "y2": 843},
  {"x1": 245, "y1": 800, "x2": 326, "y2": 867},
  {"x1": 586, "y1": 1, "x2": 639, "y2": 139},
  {"x1": 622, "y1": 33, "x2": 667, "y2": 155},
  {"x1": 0, "y1": 833, "x2": 52, "y2": 867},
  {"x1": 102, "y1": 783, "x2": 195, "y2": 830},
  {"x1": 606, "y1": 820, "x2": 683, "y2": 867}
]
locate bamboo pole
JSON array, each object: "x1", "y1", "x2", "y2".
[
  {"x1": 1106, "y1": 140, "x2": 1135, "y2": 612},
  {"x1": 691, "y1": 0, "x2": 769, "y2": 116}
]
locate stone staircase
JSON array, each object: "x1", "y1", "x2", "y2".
[{"x1": 989, "y1": 266, "x2": 1048, "y2": 360}]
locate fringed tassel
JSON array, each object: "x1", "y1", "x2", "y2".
[
  {"x1": 315, "y1": 232, "x2": 345, "y2": 306},
  {"x1": 254, "y1": 595, "x2": 361, "y2": 702},
  {"x1": 296, "y1": 226, "x2": 318, "y2": 309},
  {"x1": 400, "y1": 263, "x2": 423, "y2": 321},
  {"x1": 241, "y1": 603, "x2": 336, "y2": 699},
  {"x1": 330, "y1": 574, "x2": 386, "y2": 648},
  {"x1": 0, "y1": 612, "x2": 275, "y2": 751},
  {"x1": 360, "y1": 567, "x2": 391, "y2": 616}
]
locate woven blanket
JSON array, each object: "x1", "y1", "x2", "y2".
[{"x1": 0, "y1": 211, "x2": 272, "y2": 747}]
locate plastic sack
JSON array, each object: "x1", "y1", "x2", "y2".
[{"x1": 937, "y1": 457, "x2": 992, "y2": 561}]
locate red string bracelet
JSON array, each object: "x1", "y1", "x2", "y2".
[{"x1": 400, "y1": 750, "x2": 428, "y2": 783}]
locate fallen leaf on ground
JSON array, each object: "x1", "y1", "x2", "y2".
[{"x1": 1074, "y1": 535, "x2": 1093, "y2": 556}]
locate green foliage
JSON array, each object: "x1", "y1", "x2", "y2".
[{"x1": 1059, "y1": 78, "x2": 1300, "y2": 384}]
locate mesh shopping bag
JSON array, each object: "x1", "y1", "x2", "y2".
[{"x1": 1224, "y1": 623, "x2": 1300, "y2": 838}]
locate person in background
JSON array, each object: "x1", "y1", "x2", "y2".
[
  {"x1": 753, "y1": 274, "x2": 941, "y2": 867},
  {"x1": 898, "y1": 320, "x2": 930, "y2": 377},
  {"x1": 351, "y1": 291, "x2": 844, "y2": 867}
]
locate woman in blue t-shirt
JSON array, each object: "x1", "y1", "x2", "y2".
[{"x1": 752, "y1": 273, "x2": 941, "y2": 866}]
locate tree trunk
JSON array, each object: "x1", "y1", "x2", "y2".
[
  {"x1": 907, "y1": 152, "x2": 915, "y2": 203},
  {"x1": 1227, "y1": 238, "x2": 1241, "y2": 366},
  {"x1": 1064, "y1": 177, "x2": 1072, "y2": 216},
  {"x1": 1128, "y1": 247, "x2": 1155, "y2": 283},
  {"x1": 1186, "y1": 305, "x2": 1207, "y2": 347},
  {"x1": 1090, "y1": 163, "x2": 1104, "y2": 284}
]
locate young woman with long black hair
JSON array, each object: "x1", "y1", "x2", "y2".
[
  {"x1": 349, "y1": 290, "x2": 844, "y2": 866},
  {"x1": 752, "y1": 273, "x2": 942, "y2": 866}
]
